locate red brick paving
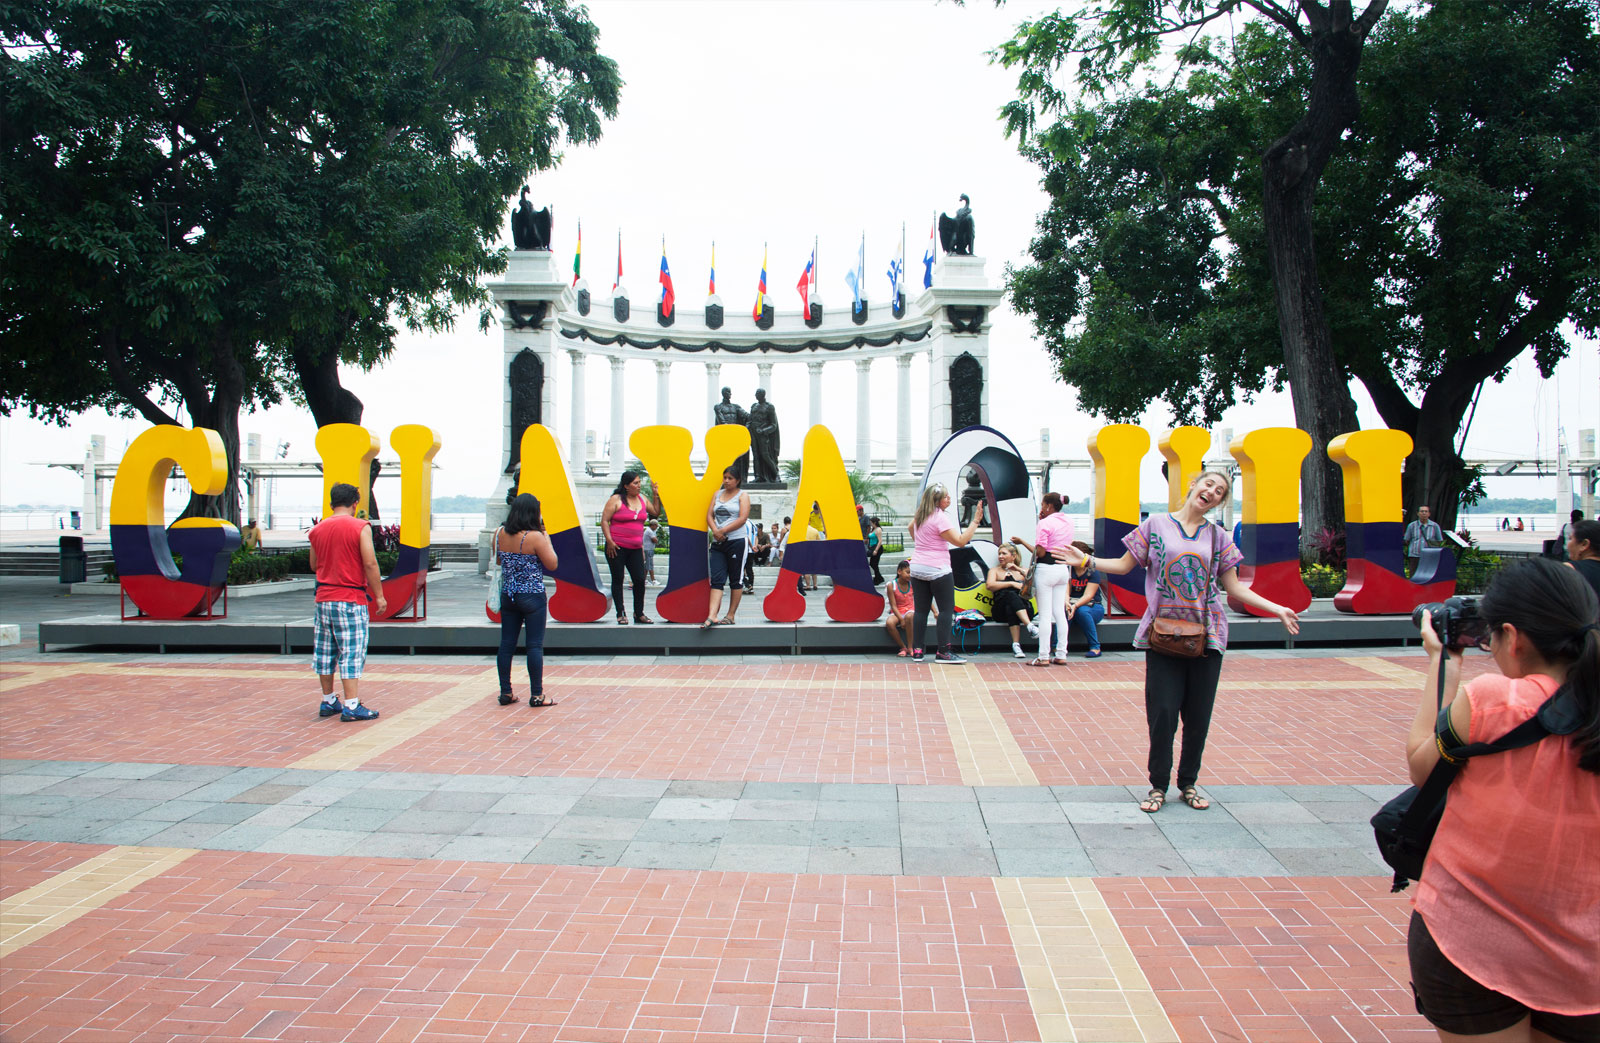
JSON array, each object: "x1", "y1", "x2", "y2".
[
  {"x1": 0, "y1": 841, "x2": 110, "y2": 901},
  {"x1": 365, "y1": 665, "x2": 964, "y2": 784},
  {"x1": 0, "y1": 850, "x2": 1038, "y2": 1043}
]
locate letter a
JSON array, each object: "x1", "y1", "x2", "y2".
[
  {"x1": 516, "y1": 424, "x2": 609, "y2": 622},
  {"x1": 765, "y1": 426, "x2": 879, "y2": 623}
]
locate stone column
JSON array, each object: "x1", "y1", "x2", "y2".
[
  {"x1": 808, "y1": 361, "x2": 824, "y2": 429},
  {"x1": 855, "y1": 357, "x2": 873, "y2": 473},
  {"x1": 608, "y1": 355, "x2": 626, "y2": 476},
  {"x1": 705, "y1": 361, "x2": 722, "y2": 427},
  {"x1": 568, "y1": 348, "x2": 587, "y2": 476},
  {"x1": 655, "y1": 359, "x2": 672, "y2": 425},
  {"x1": 918, "y1": 254, "x2": 1004, "y2": 453},
  {"x1": 756, "y1": 361, "x2": 773, "y2": 395},
  {"x1": 896, "y1": 353, "x2": 914, "y2": 476}
]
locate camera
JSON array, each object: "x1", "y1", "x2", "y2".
[{"x1": 1412, "y1": 596, "x2": 1490, "y2": 650}]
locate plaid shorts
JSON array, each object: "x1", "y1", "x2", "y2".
[{"x1": 313, "y1": 600, "x2": 369, "y2": 678}]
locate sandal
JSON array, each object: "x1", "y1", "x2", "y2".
[
  {"x1": 616, "y1": 614, "x2": 629, "y2": 626},
  {"x1": 717, "y1": 617, "x2": 735, "y2": 625},
  {"x1": 896, "y1": 649, "x2": 909, "y2": 657},
  {"x1": 699, "y1": 619, "x2": 714, "y2": 630},
  {"x1": 634, "y1": 614, "x2": 654, "y2": 625},
  {"x1": 1051, "y1": 657, "x2": 1070, "y2": 665},
  {"x1": 1028, "y1": 657, "x2": 1052, "y2": 667},
  {"x1": 1180, "y1": 787, "x2": 1210, "y2": 811},
  {"x1": 498, "y1": 693, "x2": 516, "y2": 706},
  {"x1": 529, "y1": 693, "x2": 554, "y2": 707},
  {"x1": 1140, "y1": 789, "x2": 1166, "y2": 813}
]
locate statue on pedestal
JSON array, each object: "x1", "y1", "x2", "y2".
[
  {"x1": 510, "y1": 186, "x2": 552, "y2": 250},
  {"x1": 938, "y1": 193, "x2": 975, "y2": 256},
  {"x1": 713, "y1": 387, "x2": 751, "y2": 481},
  {"x1": 748, "y1": 389, "x2": 781, "y2": 485}
]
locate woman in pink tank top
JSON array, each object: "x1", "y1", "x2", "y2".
[
  {"x1": 601, "y1": 470, "x2": 662, "y2": 625},
  {"x1": 1406, "y1": 559, "x2": 1600, "y2": 1040}
]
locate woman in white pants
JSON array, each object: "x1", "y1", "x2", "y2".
[{"x1": 1012, "y1": 492, "x2": 1075, "y2": 666}]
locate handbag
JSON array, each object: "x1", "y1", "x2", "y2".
[
  {"x1": 485, "y1": 526, "x2": 502, "y2": 617},
  {"x1": 1371, "y1": 655, "x2": 1575, "y2": 892},
  {"x1": 1147, "y1": 523, "x2": 1218, "y2": 658}
]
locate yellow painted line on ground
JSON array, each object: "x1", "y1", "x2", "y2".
[
  {"x1": 1339, "y1": 655, "x2": 1428, "y2": 682},
  {"x1": 0, "y1": 664, "x2": 94, "y2": 692},
  {"x1": 288, "y1": 666, "x2": 500, "y2": 771},
  {"x1": 996, "y1": 877, "x2": 1178, "y2": 1043},
  {"x1": 932, "y1": 664, "x2": 1038, "y2": 786},
  {"x1": 0, "y1": 846, "x2": 198, "y2": 958}
]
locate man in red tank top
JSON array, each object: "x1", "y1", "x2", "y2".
[{"x1": 307, "y1": 483, "x2": 387, "y2": 721}]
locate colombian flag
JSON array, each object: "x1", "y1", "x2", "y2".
[
  {"x1": 572, "y1": 221, "x2": 581, "y2": 285},
  {"x1": 659, "y1": 245, "x2": 675, "y2": 319},
  {"x1": 753, "y1": 246, "x2": 767, "y2": 320}
]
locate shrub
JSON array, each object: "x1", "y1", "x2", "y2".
[
  {"x1": 1301, "y1": 563, "x2": 1346, "y2": 598},
  {"x1": 1305, "y1": 527, "x2": 1347, "y2": 569},
  {"x1": 1454, "y1": 548, "x2": 1503, "y2": 595}
]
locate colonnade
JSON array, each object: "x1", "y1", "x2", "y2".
[{"x1": 564, "y1": 351, "x2": 919, "y2": 478}]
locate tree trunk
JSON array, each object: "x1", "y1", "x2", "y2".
[
  {"x1": 1259, "y1": 2, "x2": 1384, "y2": 548},
  {"x1": 178, "y1": 348, "x2": 246, "y2": 525},
  {"x1": 289, "y1": 329, "x2": 382, "y2": 518}
]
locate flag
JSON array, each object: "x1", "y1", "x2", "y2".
[
  {"x1": 708, "y1": 242, "x2": 716, "y2": 297},
  {"x1": 796, "y1": 247, "x2": 815, "y2": 312},
  {"x1": 844, "y1": 231, "x2": 865, "y2": 308},
  {"x1": 572, "y1": 221, "x2": 581, "y2": 286},
  {"x1": 922, "y1": 214, "x2": 936, "y2": 289},
  {"x1": 613, "y1": 230, "x2": 622, "y2": 293},
  {"x1": 887, "y1": 223, "x2": 905, "y2": 302},
  {"x1": 753, "y1": 245, "x2": 768, "y2": 321},
  {"x1": 659, "y1": 239, "x2": 675, "y2": 318}
]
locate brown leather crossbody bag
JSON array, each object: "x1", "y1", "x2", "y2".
[{"x1": 1147, "y1": 524, "x2": 1219, "y2": 659}]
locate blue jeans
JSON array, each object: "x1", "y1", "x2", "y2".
[
  {"x1": 497, "y1": 589, "x2": 547, "y2": 696},
  {"x1": 1069, "y1": 602, "x2": 1104, "y2": 651}
]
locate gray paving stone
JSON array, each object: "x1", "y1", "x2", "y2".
[
  {"x1": 1088, "y1": 847, "x2": 1190, "y2": 876},
  {"x1": 731, "y1": 799, "x2": 816, "y2": 821},
  {"x1": 1156, "y1": 822, "x2": 1262, "y2": 850},
  {"x1": 1180, "y1": 848, "x2": 1291, "y2": 876},
  {"x1": 82, "y1": 762, "x2": 179, "y2": 779},
  {"x1": 183, "y1": 802, "x2": 266, "y2": 825},
  {"x1": 902, "y1": 846, "x2": 1000, "y2": 876},
  {"x1": 1050, "y1": 785, "x2": 1148, "y2": 803},
  {"x1": 586, "y1": 778, "x2": 670, "y2": 799},
  {"x1": 525, "y1": 838, "x2": 629, "y2": 866},
  {"x1": 142, "y1": 820, "x2": 232, "y2": 846},
  {"x1": 1060, "y1": 801, "x2": 1151, "y2": 825},
  {"x1": 723, "y1": 820, "x2": 812, "y2": 846},
  {"x1": 897, "y1": 785, "x2": 975, "y2": 802},
  {"x1": 3, "y1": 819, "x2": 102, "y2": 842},
  {"x1": 381, "y1": 809, "x2": 481, "y2": 835},
  {"x1": 711, "y1": 844, "x2": 812, "y2": 873},
  {"x1": 237, "y1": 805, "x2": 318, "y2": 829},
  {"x1": 632, "y1": 820, "x2": 728, "y2": 844},
  {"x1": 899, "y1": 802, "x2": 983, "y2": 824},
  {"x1": 664, "y1": 780, "x2": 745, "y2": 799},
  {"x1": 363, "y1": 772, "x2": 457, "y2": 791},
  {"x1": 567, "y1": 795, "x2": 658, "y2": 819},
  {"x1": 484, "y1": 793, "x2": 579, "y2": 817},
  {"x1": 53, "y1": 797, "x2": 163, "y2": 821},
  {"x1": 280, "y1": 782, "x2": 371, "y2": 807},
  {"x1": 812, "y1": 820, "x2": 903, "y2": 848},
  {"x1": 1270, "y1": 845, "x2": 1388, "y2": 875},
  {"x1": 818, "y1": 783, "x2": 897, "y2": 803},
  {"x1": 1356, "y1": 784, "x2": 1409, "y2": 802},
  {"x1": 228, "y1": 784, "x2": 308, "y2": 805},
  {"x1": 299, "y1": 805, "x2": 403, "y2": 833},
  {"x1": 1, "y1": 794, "x2": 73, "y2": 816},
  {"x1": 618, "y1": 841, "x2": 719, "y2": 870},
  {"x1": 330, "y1": 788, "x2": 428, "y2": 811},
  {"x1": 984, "y1": 823, "x2": 1081, "y2": 849},
  {"x1": 21, "y1": 761, "x2": 102, "y2": 776},
  {"x1": 511, "y1": 776, "x2": 595, "y2": 796},
  {"x1": 1299, "y1": 800, "x2": 1382, "y2": 824},
  {"x1": 263, "y1": 828, "x2": 367, "y2": 856},
  {"x1": 113, "y1": 779, "x2": 207, "y2": 800},
  {"x1": 414, "y1": 790, "x2": 504, "y2": 814},
  {"x1": 151, "y1": 764, "x2": 237, "y2": 784},
  {"x1": 0, "y1": 761, "x2": 40, "y2": 774},
  {"x1": 995, "y1": 846, "x2": 1096, "y2": 876},
  {"x1": 546, "y1": 815, "x2": 644, "y2": 841},
  {"x1": 184, "y1": 768, "x2": 290, "y2": 802},
  {"x1": 134, "y1": 799, "x2": 215, "y2": 823},
  {"x1": 1225, "y1": 801, "x2": 1320, "y2": 825},
  {"x1": 435, "y1": 835, "x2": 540, "y2": 863},
  {"x1": 1242, "y1": 822, "x2": 1349, "y2": 848},
  {"x1": 1284, "y1": 784, "x2": 1366, "y2": 801},
  {"x1": 37, "y1": 776, "x2": 126, "y2": 798},
  {"x1": 1073, "y1": 822, "x2": 1174, "y2": 850},
  {"x1": 204, "y1": 824, "x2": 293, "y2": 852},
  {"x1": 972, "y1": 785, "x2": 1055, "y2": 802},
  {"x1": 85, "y1": 820, "x2": 173, "y2": 845},
  {"x1": 348, "y1": 833, "x2": 453, "y2": 859},
  {"x1": 1203, "y1": 784, "x2": 1290, "y2": 803},
  {"x1": 741, "y1": 782, "x2": 822, "y2": 800},
  {"x1": 466, "y1": 814, "x2": 561, "y2": 840},
  {"x1": 427, "y1": 775, "x2": 523, "y2": 793},
  {"x1": 899, "y1": 822, "x2": 990, "y2": 848},
  {"x1": 807, "y1": 846, "x2": 902, "y2": 875},
  {"x1": 814, "y1": 800, "x2": 899, "y2": 822},
  {"x1": 0, "y1": 775, "x2": 56, "y2": 795},
  {"x1": 980, "y1": 802, "x2": 1067, "y2": 824},
  {"x1": 650, "y1": 798, "x2": 737, "y2": 820}
]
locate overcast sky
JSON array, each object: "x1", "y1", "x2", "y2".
[{"x1": 3, "y1": 0, "x2": 1595, "y2": 509}]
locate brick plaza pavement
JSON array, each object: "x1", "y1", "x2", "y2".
[{"x1": 0, "y1": 644, "x2": 1470, "y2": 1042}]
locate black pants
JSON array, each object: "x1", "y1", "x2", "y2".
[
  {"x1": 911, "y1": 572, "x2": 954, "y2": 653},
  {"x1": 868, "y1": 545, "x2": 885, "y2": 583},
  {"x1": 1144, "y1": 649, "x2": 1224, "y2": 791},
  {"x1": 607, "y1": 546, "x2": 647, "y2": 617}
]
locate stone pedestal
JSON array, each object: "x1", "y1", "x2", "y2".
[{"x1": 916, "y1": 255, "x2": 1005, "y2": 452}]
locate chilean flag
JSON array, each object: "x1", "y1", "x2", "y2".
[
  {"x1": 659, "y1": 246, "x2": 675, "y2": 319},
  {"x1": 796, "y1": 249, "x2": 815, "y2": 312}
]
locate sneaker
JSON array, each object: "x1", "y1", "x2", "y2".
[
  {"x1": 910, "y1": 648, "x2": 924, "y2": 662},
  {"x1": 318, "y1": 699, "x2": 341, "y2": 718},
  {"x1": 1026, "y1": 621, "x2": 1039, "y2": 637},
  {"x1": 498, "y1": 693, "x2": 516, "y2": 706},
  {"x1": 340, "y1": 703, "x2": 379, "y2": 722},
  {"x1": 1085, "y1": 649, "x2": 1103, "y2": 659},
  {"x1": 934, "y1": 650, "x2": 966, "y2": 665},
  {"x1": 1012, "y1": 643, "x2": 1026, "y2": 659}
]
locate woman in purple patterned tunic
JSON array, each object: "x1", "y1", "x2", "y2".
[{"x1": 1062, "y1": 471, "x2": 1300, "y2": 813}]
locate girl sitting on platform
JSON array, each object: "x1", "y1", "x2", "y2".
[{"x1": 985, "y1": 543, "x2": 1035, "y2": 659}]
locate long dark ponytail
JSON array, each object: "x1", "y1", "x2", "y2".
[{"x1": 1478, "y1": 558, "x2": 1600, "y2": 774}]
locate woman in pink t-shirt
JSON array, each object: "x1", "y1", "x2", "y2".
[
  {"x1": 1010, "y1": 491, "x2": 1075, "y2": 666},
  {"x1": 907, "y1": 483, "x2": 985, "y2": 664},
  {"x1": 1406, "y1": 559, "x2": 1599, "y2": 1040}
]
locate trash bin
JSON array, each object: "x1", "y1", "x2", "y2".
[
  {"x1": 70, "y1": 510, "x2": 81, "y2": 530},
  {"x1": 59, "y1": 535, "x2": 86, "y2": 585}
]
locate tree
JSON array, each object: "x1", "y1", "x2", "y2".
[
  {"x1": 998, "y1": 0, "x2": 1388, "y2": 537},
  {"x1": 1, "y1": 0, "x2": 620, "y2": 522},
  {"x1": 1001, "y1": 0, "x2": 1598, "y2": 531}
]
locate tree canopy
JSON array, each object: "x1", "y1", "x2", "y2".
[
  {"x1": 2, "y1": 0, "x2": 620, "y2": 520},
  {"x1": 1002, "y1": 0, "x2": 1598, "y2": 529}
]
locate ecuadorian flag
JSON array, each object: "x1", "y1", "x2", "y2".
[{"x1": 753, "y1": 246, "x2": 767, "y2": 320}]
